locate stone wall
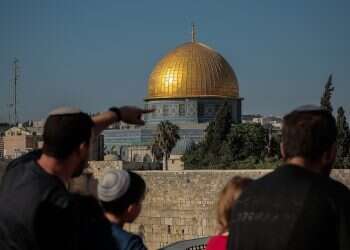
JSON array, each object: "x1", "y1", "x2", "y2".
[
  {"x1": 74, "y1": 169, "x2": 350, "y2": 250},
  {"x1": 88, "y1": 161, "x2": 162, "y2": 178},
  {"x1": 125, "y1": 170, "x2": 271, "y2": 250},
  {"x1": 1, "y1": 163, "x2": 350, "y2": 250}
]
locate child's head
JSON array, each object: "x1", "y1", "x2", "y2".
[
  {"x1": 97, "y1": 169, "x2": 146, "y2": 223},
  {"x1": 217, "y1": 176, "x2": 252, "y2": 234}
]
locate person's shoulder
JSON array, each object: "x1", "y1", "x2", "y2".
[
  {"x1": 325, "y1": 177, "x2": 350, "y2": 199},
  {"x1": 2, "y1": 151, "x2": 37, "y2": 180},
  {"x1": 0, "y1": 150, "x2": 47, "y2": 194},
  {"x1": 71, "y1": 194, "x2": 99, "y2": 207},
  {"x1": 111, "y1": 225, "x2": 147, "y2": 250},
  {"x1": 45, "y1": 193, "x2": 102, "y2": 218},
  {"x1": 126, "y1": 234, "x2": 147, "y2": 250},
  {"x1": 111, "y1": 224, "x2": 132, "y2": 240},
  {"x1": 71, "y1": 194, "x2": 104, "y2": 218},
  {"x1": 5, "y1": 150, "x2": 41, "y2": 171},
  {"x1": 206, "y1": 235, "x2": 227, "y2": 250},
  {"x1": 207, "y1": 235, "x2": 227, "y2": 244},
  {"x1": 44, "y1": 184, "x2": 72, "y2": 208},
  {"x1": 237, "y1": 167, "x2": 276, "y2": 192},
  {"x1": 327, "y1": 176, "x2": 348, "y2": 188}
]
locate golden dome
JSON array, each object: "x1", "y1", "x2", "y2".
[{"x1": 146, "y1": 42, "x2": 239, "y2": 100}]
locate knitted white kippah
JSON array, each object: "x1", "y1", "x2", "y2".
[{"x1": 97, "y1": 169, "x2": 131, "y2": 202}]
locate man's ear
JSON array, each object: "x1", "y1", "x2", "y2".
[
  {"x1": 78, "y1": 142, "x2": 89, "y2": 155},
  {"x1": 127, "y1": 203, "x2": 141, "y2": 218},
  {"x1": 127, "y1": 203, "x2": 136, "y2": 214},
  {"x1": 127, "y1": 204, "x2": 133, "y2": 214}
]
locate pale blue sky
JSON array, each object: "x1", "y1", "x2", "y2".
[{"x1": 0, "y1": 0, "x2": 349, "y2": 121}]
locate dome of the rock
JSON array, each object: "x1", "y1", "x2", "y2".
[{"x1": 146, "y1": 42, "x2": 239, "y2": 100}]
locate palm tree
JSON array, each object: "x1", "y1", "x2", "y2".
[
  {"x1": 151, "y1": 143, "x2": 163, "y2": 162},
  {"x1": 152, "y1": 121, "x2": 180, "y2": 170}
]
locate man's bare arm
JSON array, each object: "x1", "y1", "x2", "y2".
[{"x1": 92, "y1": 106, "x2": 154, "y2": 136}]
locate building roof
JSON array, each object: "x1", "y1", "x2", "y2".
[{"x1": 4, "y1": 126, "x2": 34, "y2": 136}]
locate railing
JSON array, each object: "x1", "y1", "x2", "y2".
[{"x1": 159, "y1": 237, "x2": 208, "y2": 250}]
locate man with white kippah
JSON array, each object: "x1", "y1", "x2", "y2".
[
  {"x1": 0, "y1": 105, "x2": 153, "y2": 250},
  {"x1": 227, "y1": 105, "x2": 350, "y2": 250}
]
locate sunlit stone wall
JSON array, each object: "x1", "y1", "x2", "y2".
[
  {"x1": 1, "y1": 162, "x2": 348, "y2": 250},
  {"x1": 72, "y1": 167, "x2": 350, "y2": 250}
]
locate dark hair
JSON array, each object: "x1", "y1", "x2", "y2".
[
  {"x1": 282, "y1": 109, "x2": 336, "y2": 161},
  {"x1": 100, "y1": 171, "x2": 146, "y2": 215},
  {"x1": 42, "y1": 113, "x2": 94, "y2": 160}
]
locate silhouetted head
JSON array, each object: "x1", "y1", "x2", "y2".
[
  {"x1": 42, "y1": 107, "x2": 94, "y2": 177},
  {"x1": 281, "y1": 105, "x2": 337, "y2": 175}
]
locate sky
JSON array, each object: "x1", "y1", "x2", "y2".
[{"x1": 0, "y1": 0, "x2": 349, "y2": 121}]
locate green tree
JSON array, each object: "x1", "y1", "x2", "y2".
[
  {"x1": 266, "y1": 126, "x2": 281, "y2": 158},
  {"x1": 267, "y1": 135, "x2": 281, "y2": 159},
  {"x1": 336, "y1": 107, "x2": 350, "y2": 168},
  {"x1": 182, "y1": 103, "x2": 283, "y2": 169},
  {"x1": 181, "y1": 141, "x2": 205, "y2": 168},
  {"x1": 184, "y1": 122, "x2": 271, "y2": 169},
  {"x1": 152, "y1": 121, "x2": 180, "y2": 170},
  {"x1": 320, "y1": 74, "x2": 334, "y2": 113},
  {"x1": 151, "y1": 143, "x2": 163, "y2": 162},
  {"x1": 202, "y1": 102, "x2": 232, "y2": 162},
  {"x1": 223, "y1": 123, "x2": 268, "y2": 163},
  {"x1": 182, "y1": 103, "x2": 232, "y2": 168}
]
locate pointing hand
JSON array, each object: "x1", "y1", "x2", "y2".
[{"x1": 119, "y1": 106, "x2": 155, "y2": 125}]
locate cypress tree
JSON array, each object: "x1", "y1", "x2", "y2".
[
  {"x1": 202, "y1": 102, "x2": 232, "y2": 155},
  {"x1": 320, "y1": 74, "x2": 335, "y2": 112},
  {"x1": 183, "y1": 102, "x2": 233, "y2": 168},
  {"x1": 336, "y1": 107, "x2": 350, "y2": 163}
]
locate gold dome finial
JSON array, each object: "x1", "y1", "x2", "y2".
[{"x1": 192, "y1": 23, "x2": 196, "y2": 42}]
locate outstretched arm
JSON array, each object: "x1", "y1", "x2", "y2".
[{"x1": 92, "y1": 106, "x2": 154, "y2": 136}]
